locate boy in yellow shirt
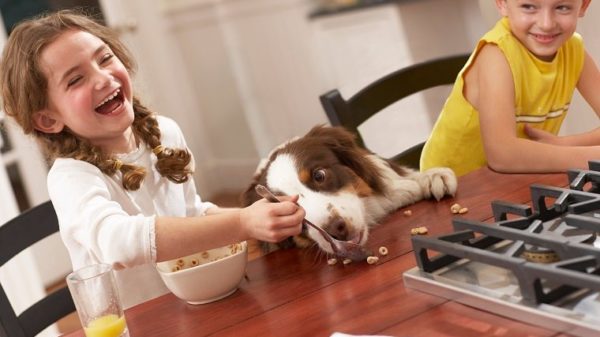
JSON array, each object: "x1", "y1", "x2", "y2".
[{"x1": 421, "y1": 0, "x2": 600, "y2": 176}]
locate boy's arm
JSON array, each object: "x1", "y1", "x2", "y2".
[
  {"x1": 476, "y1": 44, "x2": 600, "y2": 173},
  {"x1": 525, "y1": 124, "x2": 600, "y2": 146},
  {"x1": 523, "y1": 51, "x2": 600, "y2": 146},
  {"x1": 577, "y1": 51, "x2": 600, "y2": 118}
]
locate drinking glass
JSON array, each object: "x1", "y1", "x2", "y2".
[{"x1": 66, "y1": 263, "x2": 129, "y2": 337}]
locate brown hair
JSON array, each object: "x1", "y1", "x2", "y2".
[{"x1": 0, "y1": 10, "x2": 191, "y2": 190}]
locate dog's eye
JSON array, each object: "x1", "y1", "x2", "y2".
[{"x1": 312, "y1": 168, "x2": 327, "y2": 183}]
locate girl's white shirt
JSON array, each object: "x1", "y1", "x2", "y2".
[{"x1": 48, "y1": 115, "x2": 215, "y2": 308}]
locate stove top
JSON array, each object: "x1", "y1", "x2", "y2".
[{"x1": 403, "y1": 164, "x2": 600, "y2": 337}]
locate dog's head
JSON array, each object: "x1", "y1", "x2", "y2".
[{"x1": 242, "y1": 125, "x2": 406, "y2": 254}]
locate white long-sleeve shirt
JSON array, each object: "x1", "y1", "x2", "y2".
[{"x1": 48, "y1": 116, "x2": 215, "y2": 308}]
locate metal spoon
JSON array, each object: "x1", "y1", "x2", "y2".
[{"x1": 255, "y1": 184, "x2": 371, "y2": 261}]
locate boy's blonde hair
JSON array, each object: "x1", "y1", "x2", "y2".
[{"x1": 0, "y1": 10, "x2": 191, "y2": 190}]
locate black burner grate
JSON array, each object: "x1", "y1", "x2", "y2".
[{"x1": 411, "y1": 163, "x2": 600, "y2": 305}]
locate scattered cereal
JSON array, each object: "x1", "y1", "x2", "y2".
[
  {"x1": 190, "y1": 258, "x2": 199, "y2": 266},
  {"x1": 410, "y1": 226, "x2": 428, "y2": 235},
  {"x1": 327, "y1": 258, "x2": 338, "y2": 265},
  {"x1": 176, "y1": 259, "x2": 185, "y2": 267},
  {"x1": 171, "y1": 265, "x2": 181, "y2": 272},
  {"x1": 201, "y1": 251, "x2": 210, "y2": 259},
  {"x1": 403, "y1": 210, "x2": 412, "y2": 216},
  {"x1": 378, "y1": 246, "x2": 388, "y2": 256},
  {"x1": 458, "y1": 207, "x2": 469, "y2": 214},
  {"x1": 450, "y1": 203, "x2": 461, "y2": 214},
  {"x1": 342, "y1": 258, "x2": 352, "y2": 265},
  {"x1": 366, "y1": 256, "x2": 379, "y2": 264}
]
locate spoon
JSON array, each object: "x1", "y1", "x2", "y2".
[{"x1": 255, "y1": 184, "x2": 371, "y2": 261}]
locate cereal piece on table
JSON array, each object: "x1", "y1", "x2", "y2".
[
  {"x1": 403, "y1": 210, "x2": 412, "y2": 216},
  {"x1": 190, "y1": 258, "x2": 199, "y2": 266},
  {"x1": 458, "y1": 207, "x2": 469, "y2": 214},
  {"x1": 327, "y1": 258, "x2": 338, "y2": 265},
  {"x1": 201, "y1": 251, "x2": 210, "y2": 259},
  {"x1": 366, "y1": 256, "x2": 379, "y2": 264},
  {"x1": 176, "y1": 259, "x2": 185, "y2": 267},
  {"x1": 450, "y1": 203, "x2": 461, "y2": 214},
  {"x1": 171, "y1": 265, "x2": 181, "y2": 272},
  {"x1": 342, "y1": 258, "x2": 352, "y2": 265},
  {"x1": 410, "y1": 226, "x2": 428, "y2": 235},
  {"x1": 378, "y1": 246, "x2": 388, "y2": 256}
]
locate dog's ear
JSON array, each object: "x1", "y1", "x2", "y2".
[
  {"x1": 240, "y1": 182, "x2": 260, "y2": 207},
  {"x1": 240, "y1": 159, "x2": 270, "y2": 207},
  {"x1": 314, "y1": 126, "x2": 387, "y2": 194},
  {"x1": 305, "y1": 125, "x2": 358, "y2": 149}
]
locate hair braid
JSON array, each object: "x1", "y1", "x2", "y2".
[
  {"x1": 32, "y1": 96, "x2": 191, "y2": 191},
  {"x1": 131, "y1": 97, "x2": 192, "y2": 184}
]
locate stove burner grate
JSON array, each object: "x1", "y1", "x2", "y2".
[
  {"x1": 411, "y1": 168, "x2": 600, "y2": 305},
  {"x1": 404, "y1": 164, "x2": 600, "y2": 336}
]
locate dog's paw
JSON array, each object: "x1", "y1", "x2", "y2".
[{"x1": 417, "y1": 167, "x2": 457, "y2": 201}]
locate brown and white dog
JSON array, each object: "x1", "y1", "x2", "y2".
[{"x1": 241, "y1": 126, "x2": 457, "y2": 254}]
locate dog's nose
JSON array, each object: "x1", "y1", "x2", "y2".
[{"x1": 324, "y1": 217, "x2": 349, "y2": 241}]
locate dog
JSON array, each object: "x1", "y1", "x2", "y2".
[{"x1": 241, "y1": 125, "x2": 457, "y2": 254}]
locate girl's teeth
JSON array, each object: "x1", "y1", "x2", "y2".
[{"x1": 96, "y1": 89, "x2": 120, "y2": 109}]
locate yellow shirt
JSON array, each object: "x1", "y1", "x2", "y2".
[{"x1": 420, "y1": 18, "x2": 584, "y2": 176}]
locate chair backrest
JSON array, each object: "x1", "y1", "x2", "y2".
[
  {"x1": 0, "y1": 201, "x2": 75, "y2": 337},
  {"x1": 320, "y1": 53, "x2": 470, "y2": 169}
]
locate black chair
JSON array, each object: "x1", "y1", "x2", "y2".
[
  {"x1": 0, "y1": 201, "x2": 75, "y2": 337},
  {"x1": 320, "y1": 53, "x2": 470, "y2": 169}
]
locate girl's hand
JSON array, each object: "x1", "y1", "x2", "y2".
[
  {"x1": 524, "y1": 124, "x2": 563, "y2": 145},
  {"x1": 240, "y1": 195, "x2": 305, "y2": 243}
]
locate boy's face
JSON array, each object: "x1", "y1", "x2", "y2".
[
  {"x1": 496, "y1": 0, "x2": 591, "y2": 61},
  {"x1": 35, "y1": 29, "x2": 135, "y2": 154}
]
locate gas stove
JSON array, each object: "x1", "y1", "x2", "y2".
[{"x1": 403, "y1": 163, "x2": 600, "y2": 337}]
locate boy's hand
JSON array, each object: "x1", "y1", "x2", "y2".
[
  {"x1": 240, "y1": 195, "x2": 305, "y2": 243},
  {"x1": 524, "y1": 124, "x2": 563, "y2": 145}
]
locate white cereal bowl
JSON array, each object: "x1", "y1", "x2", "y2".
[{"x1": 156, "y1": 241, "x2": 247, "y2": 304}]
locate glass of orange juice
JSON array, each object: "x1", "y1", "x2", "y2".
[{"x1": 67, "y1": 263, "x2": 129, "y2": 337}]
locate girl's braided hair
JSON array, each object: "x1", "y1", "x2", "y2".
[{"x1": 0, "y1": 10, "x2": 191, "y2": 190}]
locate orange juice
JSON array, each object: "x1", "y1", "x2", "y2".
[{"x1": 84, "y1": 314, "x2": 127, "y2": 337}]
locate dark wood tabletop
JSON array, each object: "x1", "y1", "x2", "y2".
[{"x1": 63, "y1": 167, "x2": 574, "y2": 337}]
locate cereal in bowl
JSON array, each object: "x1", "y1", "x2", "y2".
[{"x1": 167, "y1": 242, "x2": 244, "y2": 272}]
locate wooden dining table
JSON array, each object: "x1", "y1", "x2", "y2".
[{"x1": 63, "y1": 167, "x2": 575, "y2": 337}]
